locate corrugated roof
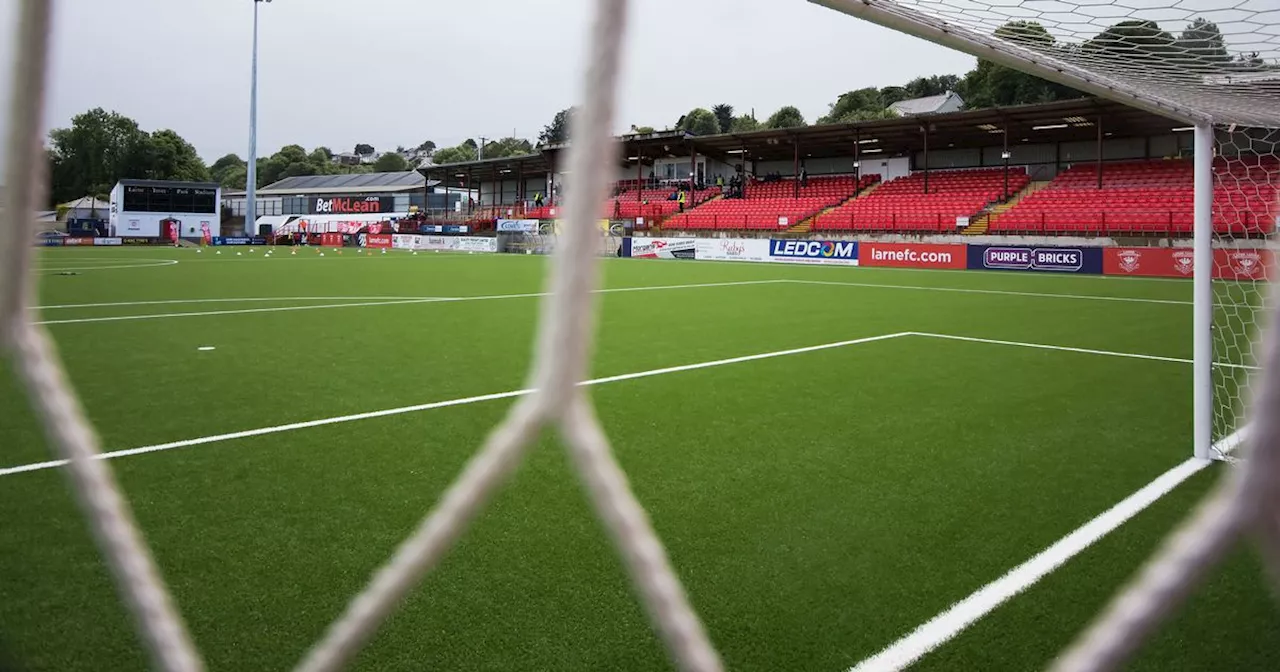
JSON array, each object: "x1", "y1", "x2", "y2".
[{"x1": 262, "y1": 171, "x2": 424, "y2": 192}]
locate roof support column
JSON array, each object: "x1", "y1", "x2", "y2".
[
  {"x1": 793, "y1": 140, "x2": 800, "y2": 198},
  {"x1": 637, "y1": 157, "x2": 642, "y2": 201},
  {"x1": 1002, "y1": 125, "x2": 1010, "y2": 201},
  {"x1": 854, "y1": 130, "x2": 861, "y2": 187},
  {"x1": 922, "y1": 125, "x2": 930, "y2": 194},
  {"x1": 1096, "y1": 115, "x2": 1104, "y2": 189}
]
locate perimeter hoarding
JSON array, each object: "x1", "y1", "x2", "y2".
[
  {"x1": 630, "y1": 237, "x2": 697, "y2": 260},
  {"x1": 766, "y1": 239, "x2": 859, "y2": 265},
  {"x1": 860, "y1": 242, "x2": 967, "y2": 270},
  {"x1": 968, "y1": 244, "x2": 1104, "y2": 274},
  {"x1": 1103, "y1": 247, "x2": 1273, "y2": 280},
  {"x1": 693, "y1": 238, "x2": 771, "y2": 263}
]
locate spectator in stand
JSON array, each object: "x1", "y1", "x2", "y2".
[
  {"x1": 715, "y1": 175, "x2": 724, "y2": 189},
  {"x1": 534, "y1": 191, "x2": 544, "y2": 208},
  {"x1": 677, "y1": 190, "x2": 687, "y2": 212},
  {"x1": 799, "y1": 166, "x2": 808, "y2": 188}
]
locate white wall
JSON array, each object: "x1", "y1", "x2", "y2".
[{"x1": 115, "y1": 212, "x2": 221, "y2": 238}]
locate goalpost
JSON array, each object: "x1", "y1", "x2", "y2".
[
  {"x1": 807, "y1": 0, "x2": 1280, "y2": 463},
  {"x1": 2, "y1": 0, "x2": 1278, "y2": 671}
]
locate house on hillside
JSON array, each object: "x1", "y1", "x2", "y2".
[{"x1": 889, "y1": 91, "x2": 964, "y2": 116}]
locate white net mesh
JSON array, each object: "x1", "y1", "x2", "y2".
[
  {"x1": 6, "y1": 0, "x2": 1280, "y2": 670},
  {"x1": 1, "y1": 0, "x2": 721, "y2": 671},
  {"x1": 1212, "y1": 127, "x2": 1279, "y2": 459},
  {"x1": 812, "y1": 0, "x2": 1280, "y2": 127}
]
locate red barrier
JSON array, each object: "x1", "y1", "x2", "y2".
[
  {"x1": 1104, "y1": 248, "x2": 1195, "y2": 278},
  {"x1": 1104, "y1": 247, "x2": 1272, "y2": 280},
  {"x1": 365, "y1": 233, "x2": 392, "y2": 248},
  {"x1": 1216, "y1": 248, "x2": 1273, "y2": 281},
  {"x1": 860, "y1": 242, "x2": 967, "y2": 269}
]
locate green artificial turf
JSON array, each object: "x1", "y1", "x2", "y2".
[{"x1": 1, "y1": 246, "x2": 1274, "y2": 671}]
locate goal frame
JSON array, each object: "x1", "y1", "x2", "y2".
[{"x1": 808, "y1": 0, "x2": 1223, "y2": 461}]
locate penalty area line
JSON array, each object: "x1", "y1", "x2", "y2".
[
  {"x1": 846, "y1": 428, "x2": 1245, "y2": 672},
  {"x1": 0, "y1": 331, "x2": 911, "y2": 477}
]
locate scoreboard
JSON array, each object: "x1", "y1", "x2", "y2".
[{"x1": 121, "y1": 185, "x2": 217, "y2": 214}]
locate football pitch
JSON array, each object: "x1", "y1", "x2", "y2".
[{"x1": 2, "y1": 246, "x2": 1277, "y2": 671}]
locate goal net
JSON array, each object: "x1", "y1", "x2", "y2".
[
  {"x1": 808, "y1": 0, "x2": 1280, "y2": 669},
  {"x1": 807, "y1": 0, "x2": 1280, "y2": 464},
  {"x1": 3, "y1": 0, "x2": 1280, "y2": 671}
]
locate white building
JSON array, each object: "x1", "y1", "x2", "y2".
[{"x1": 109, "y1": 179, "x2": 222, "y2": 239}]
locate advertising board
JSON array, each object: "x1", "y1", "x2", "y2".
[
  {"x1": 363, "y1": 233, "x2": 393, "y2": 249},
  {"x1": 40, "y1": 237, "x2": 63, "y2": 247},
  {"x1": 457, "y1": 237, "x2": 498, "y2": 253},
  {"x1": 630, "y1": 237, "x2": 696, "y2": 260},
  {"x1": 212, "y1": 237, "x2": 251, "y2": 246},
  {"x1": 860, "y1": 242, "x2": 966, "y2": 270},
  {"x1": 122, "y1": 237, "x2": 153, "y2": 245},
  {"x1": 63, "y1": 237, "x2": 94, "y2": 246},
  {"x1": 497, "y1": 219, "x2": 540, "y2": 233},
  {"x1": 1103, "y1": 247, "x2": 1272, "y2": 280},
  {"x1": 92, "y1": 237, "x2": 123, "y2": 246},
  {"x1": 967, "y1": 245, "x2": 1103, "y2": 274},
  {"x1": 310, "y1": 196, "x2": 394, "y2": 214},
  {"x1": 1104, "y1": 248, "x2": 1195, "y2": 278},
  {"x1": 1216, "y1": 247, "x2": 1274, "y2": 281},
  {"x1": 767, "y1": 239, "x2": 859, "y2": 265},
  {"x1": 693, "y1": 238, "x2": 771, "y2": 263}
]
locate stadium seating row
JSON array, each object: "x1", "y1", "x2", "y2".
[
  {"x1": 992, "y1": 159, "x2": 1279, "y2": 235},
  {"x1": 813, "y1": 168, "x2": 1027, "y2": 232},
  {"x1": 664, "y1": 175, "x2": 879, "y2": 231}
]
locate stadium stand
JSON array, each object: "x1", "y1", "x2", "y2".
[
  {"x1": 991, "y1": 158, "x2": 1278, "y2": 236},
  {"x1": 665, "y1": 175, "x2": 877, "y2": 231},
  {"x1": 521, "y1": 184, "x2": 718, "y2": 223},
  {"x1": 813, "y1": 168, "x2": 1027, "y2": 233}
]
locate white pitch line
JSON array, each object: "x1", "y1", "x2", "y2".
[
  {"x1": 910, "y1": 332, "x2": 1260, "y2": 371},
  {"x1": 785, "y1": 278, "x2": 1191, "y2": 306},
  {"x1": 0, "y1": 332, "x2": 910, "y2": 477},
  {"x1": 846, "y1": 454, "x2": 1216, "y2": 672},
  {"x1": 33, "y1": 279, "x2": 786, "y2": 326},
  {"x1": 33, "y1": 296, "x2": 444, "y2": 310},
  {"x1": 848, "y1": 426, "x2": 1246, "y2": 672}
]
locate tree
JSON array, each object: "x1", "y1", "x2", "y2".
[
  {"x1": 47, "y1": 108, "x2": 153, "y2": 203},
  {"x1": 956, "y1": 21, "x2": 1084, "y2": 108},
  {"x1": 679, "y1": 108, "x2": 721, "y2": 136},
  {"x1": 629, "y1": 125, "x2": 657, "y2": 135},
  {"x1": 373, "y1": 152, "x2": 411, "y2": 172},
  {"x1": 144, "y1": 129, "x2": 210, "y2": 182},
  {"x1": 728, "y1": 115, "x2": 760, "y2": 133},
  {"x1": 354, "y1": 143, "x2": 376, "y2": 156},
  {"x1": 432, "y1": 144, "x2": 478, "y2": 165},
  {"x1": 1178, "y1": 18, "x2": 1229, "y2": 67},
  {"x1": 308, "y1": 148, "x2": 333, "y2": 168},
  {"x1": 481, "y1": 137, "x2": 534, "y2": 159},
  {"x1": 416, "y1": 140, "x2": 437, "y2": 154},
  {"x1": 1085, "y1": 20, "x2": 1176, "y2": 62},
  {"x1": 765, "y1": 106, "x2": 806, "y2": 129},
  {"x1": 902, "y1": 75, "x2": 960, "y2": 99},
  {"x1": 210, "y1": 153, "x2": 246, "y2": 187},
  {"x1": 539, "y1": 107, "x2": 574, "y2": 146},
  {"x1": 711, "y1": 104, "x2": 734, "y2": 135}
]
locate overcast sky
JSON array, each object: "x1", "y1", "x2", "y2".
[{"x1": 2, "y1": 0, "x2": 971, "y2": 164}]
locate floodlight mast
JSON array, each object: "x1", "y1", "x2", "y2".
[{"x1": 246, "y1": 0, "x2": 271, "y2": 236}]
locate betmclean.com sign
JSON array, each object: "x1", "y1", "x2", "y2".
[{"x1": 310, "y1": 196, "x2": 395, "y2": 214}]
